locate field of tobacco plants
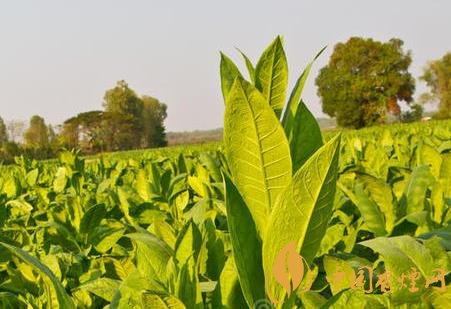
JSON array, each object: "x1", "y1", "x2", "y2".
[{"x1": 1, "y1": 38, "x2": 450, "y2": 308}]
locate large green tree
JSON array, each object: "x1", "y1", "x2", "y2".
[
  {"x1": 102, "y1": 81, "x2": 167, "y2": 150},
  {"x1": 24, "y1": 115, "x2": 49, "y2": 148},
  {"x1": 0, "y1": 116, "x2": 8, "y2": 145},
  {"x1": 103, "y1": 81, "x2": 144, "y2": 150},
  {"x1": 420, "y1": 52, "x2": 451, "y2": 119},
  {"x1": 315, "y1": 37, "x2": 415, "y2": 128}
]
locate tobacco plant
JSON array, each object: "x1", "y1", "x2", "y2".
[{"x1": 220, "y1": 36, "x2": 341, "y2": 307}]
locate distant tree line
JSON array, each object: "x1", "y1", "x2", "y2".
[
  {"x1": 1, "y1": 37, "x2": 450, "y2": 162},
  {"x1": 0, "y1": 80, "x2": 167, "y2": 163}
]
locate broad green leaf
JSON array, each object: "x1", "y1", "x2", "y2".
[
  {"x1": 0, "y1": 242, "x2": 76, "y2": 309},
  {"x1": 89, "y1": 220, "x2": 125, "y2": 253},
  {"x1": 419, "y1": 227, "x2": 451, "y2": 250},
  {"x1": 150, "y1": 219, "x2": 177, "y2": 248},
  {"x1": 6, "y1": 199, "x2": 33, "y2": 214},
  {"x1": 78, "y1": 278, "x2": 121, "y2": 302},
  {"x1": 360, "y1": 235, "x2": 448, "y2": 303},
  {"x1": 220, "y1": 52, "x2": 243, "y2": 101},
  {"x1": 263, "y1": 134, "x2": 340, "y2": 303},
  {"x1": 117, "y1": 187, "x2": 135, "y2": 225},
  {"x1": 2, "y1": 177, "x2": 19, "y2": 198},
  {"x1": 40, "y1": 221, "x2": 82, "y2": 252},
  {"x1": 321, "y1": 289, "x2": 390, "y2": 309},
  {"x1": 40, "y1": 254, "x2": 62, "y2": 280},
  {"x1": 26, "y1": 168, "x2": 39, "y2": 187},
  {"x1": 381, "y1": 129, "x2": 394, "y2": 150},
  {"x1": 299, "y1": 291, "x2": 327, "y2": 309},
  {"x1": 224, "y1": 173, "x2": 265, "y2": 307},
  {"x1": 431, "y1": 181, "x2": 445, "y2": 224},
  {"x1": 282, "y1": 46, "x2": 326, "y2": 131},
  {"x1": 0, "y1": 292, "x2": 27, "y2": 308},
  {"x1": 176, "y1": 257, "x2": 203, "y2": 309},
  {"x1": 357, "y1": 174, "x2": 396, "y2": 234},
  {"x1": 199, "y1": 219, "x2": 225, "y2": 280},
  {"x1": 199, "y1": 153, "x2": 222, "y2": 183},
  {"x1": 174, "y1": 220, "x2": 202, "y2": 266},
  {"x1": 288, "y1": 100, "x2": 323, "y2": 172},
  {"x1": 188, "y1": 175, "x2": 208, "y2": 197},
  {"x1": 419, "y1": 143, "x2": 442, "y2": 178},
  {"x1": 53, "y1": 167, "x2": 68, "y2": 193},
  {"x1": 110, "y1": 268, "x2": 165, "y2": 308},
  {"x1": 255, "y1": 36, "x2": 288, "y2": 118},
  {"x1": 338, "y1": 182, "x2": 387, "y2": 237},
  {"x1": 224, "y1": 77, "x2": 292, "y2": 236},
  {"x1": 141, "y1": 292, "x2": 186, "y2": 309},
  {"x1": 136, "y1": 169, "x2": 151, "y2": 201},
  {"x1": 219, "y1": 257, "x2": 248, "y2": 309},
  {"x1": 80, "y1": 203, "x2": 106, "y2": 235},
  {"x1": 422, "y1": 286, "x2": 451, "y2": 308},
  {"x1": 318, "y1": 224, "x2": 346, "y2": 257},
  {"x1": 323, "y1": 256, "x2": 356, "y2": 295},
  {"x1": 400, "y1": 165, "x2": 435, "y2": 216},
  {"x1": 127, "y1": 232, "x2": 174, "y2": 283},
  {"x1": 149, "y1": 162, "x2": 163, "y2": 194}
]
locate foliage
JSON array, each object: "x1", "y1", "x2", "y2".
[
  {"x1": 24, "y1": 115, "x2": 50, "y2": 149},
  {"x1": 401, "y1": 104, "x2": 424, "y2": 123},
  {"x1": 316, "y1": 37, "x2": 415, "y2": 128},
  {"x1": 0, "y1": 118, "x2": 450, "y2": 308},
  {"x1": 0, "y1": 141, "x2": 22, "y2": 164},
  {"x1": 60, "y1": 82, "x2": 168, "y2": 153},
  {"x1": 220, "y1": 36, "x2": 341, "y2": 306},
  {"x1": 103, "y1": 80, "x2": 144, "y2": 150},
  {"x1": 421, "y1": 52, "x2": 451, "y2": 119},
  {"x1": 0, "y1": 38, "x2": 450, "y2": 309}
]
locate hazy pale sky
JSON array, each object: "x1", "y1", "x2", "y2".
[{"x1": 0, "y1": 0, "x2": 449, "y2": 131}]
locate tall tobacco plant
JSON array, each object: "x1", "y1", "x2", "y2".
[{"x1": 220, "y1": 36, "x2": 340, "y2": 307}]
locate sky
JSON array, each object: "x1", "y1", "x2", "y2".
[{"x1": 0, "y1": 0, "x2": 449, "y2": 132}]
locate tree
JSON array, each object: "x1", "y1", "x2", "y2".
[
  {"x1": 24, "y1": 115, "x2": 50, "y2": 148},
  {"x1": 0, "y1": 141, "x2": 22, "y2": 164},
  {"x1": 101, "y1": 111, "x2": 135, "y2": 151},
  {"x1": 420, "y1": 52, "x2": 451, "y2": 119},
  {"x1": 47, "y1": 124, "x2": 61, "y2": 153},
  {"x1": 75, "y1": 111, "x2": 104, "y2": 153},
  {"x1": 0, "y1": 116, "x2": 8, "y2": 145},
  {"x1": 315, "y1": 37, "x2": 415, "y2": 128},
  {"x1": 103, "y1": 81, "x2": 143, "y2": 150},
  {"x1": 61, "y1": 116, "x2": 80, "y2": 150},
  {"x1": 141, "y1": 96, "x2": 168, "y2": 148},
  {"x1": 401, "y1": 104, "x2": 423, "y2": 123}
]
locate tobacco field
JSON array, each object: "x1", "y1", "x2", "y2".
[{"x1": 0, "y1": 38, "x2": 451, "y2": 308}]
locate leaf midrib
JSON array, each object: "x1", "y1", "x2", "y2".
[
  {"x1": 241, "y1": 83, "x2": 272, "y2": 214},
  {"x1": 295, "y1": 144, "x2": 338, "y2": 254}
]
